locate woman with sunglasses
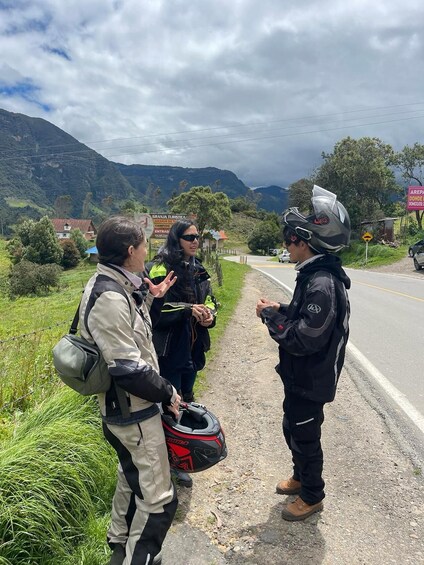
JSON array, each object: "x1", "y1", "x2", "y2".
[{"x1": 147, "y1": 220, "x2": 217, "y2": 487}]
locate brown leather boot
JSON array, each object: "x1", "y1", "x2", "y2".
[
  {"x1": 281, "y1": 496, "x2": 323, "y2": 521},
  {"x1": 276, "y1": 476, "x2": 301, "y2": 495}
]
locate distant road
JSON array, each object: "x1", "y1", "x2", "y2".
[{"x1": 226, "y1": 255, "x2": 424, "y2": 453}]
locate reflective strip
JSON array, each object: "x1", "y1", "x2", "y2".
[
  {"x1": 149, "y1": 264, "x2": 167, "y2": 278},
  {"x1": 295, "y1": 417, "x2": 314, "y2": 426},
  {"x1": 162, "y1": 306, "x2": 186, "y2": 313}
]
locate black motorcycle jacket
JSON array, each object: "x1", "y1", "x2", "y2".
[
  {"x1": 146, "y1": 257, "x2": 216, "y2": 371},
  {"x1": 261, "y1": 254, "x2": 350, "y2": 403}
]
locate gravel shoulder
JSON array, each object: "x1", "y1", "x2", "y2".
[{"x1": 163, "y1": 269, "x2": 424, "y2": 565}]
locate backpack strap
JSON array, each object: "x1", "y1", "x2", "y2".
[{"x1": 81, "y1": 274, "x2": 132, "y2": 419}]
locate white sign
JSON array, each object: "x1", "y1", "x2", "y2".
[{"x1": 134, "y1": 213, "x2": 154, "y2": 239}]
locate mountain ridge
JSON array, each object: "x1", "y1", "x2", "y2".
[{"x1": 0, "y1": 108, "x2": 287, "y2": 231}]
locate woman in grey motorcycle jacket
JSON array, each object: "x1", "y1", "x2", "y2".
[{"x1": 80, "y1": 216, "x2": 181, "y2": 565}]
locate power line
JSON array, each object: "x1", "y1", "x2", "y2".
[
  {"x1": 0, "y1": 101, "x2": 423, "y2": 158},
  {"x1": 0, "y1": 110, "x2": 423, "y2": 164}
]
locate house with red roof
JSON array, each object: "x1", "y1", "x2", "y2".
[{"x1": 52, "y1": 218, "x2": 96, "y2": 240}]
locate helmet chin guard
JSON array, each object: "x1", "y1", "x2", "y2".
[
  {"x1": 282, "y1": 185, "x2": 351, "y2": 253},
  {"x1": 162, "y1": 402, "x2": 227, "y2": 473}
]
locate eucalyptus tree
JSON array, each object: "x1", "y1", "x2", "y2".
[
  {"x1": 393, "y1": 143, "x2": 424, "y2": 230},
  {"x1": 314, "y1": 136, "x2": 400, "y2": 231}
]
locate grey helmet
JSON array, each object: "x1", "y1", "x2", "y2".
[{"x1": 282, "y1": 185, "x2": 351, "y2": 253}]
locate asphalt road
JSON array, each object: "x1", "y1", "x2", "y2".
[{"x1": 226, "y1": 255, "x2": 424, "y2": 460}]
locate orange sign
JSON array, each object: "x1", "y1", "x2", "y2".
[{"x1": 151, "y1": 214, "x2": 187, "y2": 238}]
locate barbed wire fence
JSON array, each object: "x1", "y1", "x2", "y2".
[{"x1": 0, "y1": 319, "x2": 71, "y2": 413}]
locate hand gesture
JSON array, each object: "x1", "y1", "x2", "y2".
[
  {"x1": 144, "y1": 271, "x2": 177, "y2": 298},
  {"x1": 256, "y1": 297, "x2": 279, "y2": 317}
]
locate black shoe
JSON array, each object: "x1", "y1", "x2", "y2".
[
  {"x1": 109, "y1": 544, "x2": 125, "y2": 565},
  {"x1": 171, "y1": 468, "x2": 193, "y2": 488}
]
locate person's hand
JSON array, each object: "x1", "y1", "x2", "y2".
[
  {"x1": 191, "y1": 303, "x2": 207, "y2": 322},
  {"x1": 144, "y1": 271, "x2": 177, "y2": 298},
  {"x1": 167, "y1": 393, "x2": 181, "y2": 419},
  {"x1": 199, "y1": 309, "x2": 214, "y2": 327},
  {"x1": 256, "y1": 297, "x2": 279, "y2": 317}
]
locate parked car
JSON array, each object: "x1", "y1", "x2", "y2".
[
  {"x1": 269, "y1": 248, "x2": 279, "y2": 256},
  {"x1": 408, "y1": 239, "x2": 424, "y2": 257},
  {"x1": 278, "y1": 250, "x2": 291, "y2": 263},
  {"x1": 413, "y1": 245, "x2": 424, "y2": 271}
]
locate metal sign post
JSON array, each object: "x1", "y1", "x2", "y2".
[{"x1": 362, "y1": 231, "x2": 373, "y2": 264}]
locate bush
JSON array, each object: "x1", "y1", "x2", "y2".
[
  {"x1": 9, "y1": 261, "x2": 61, "y2": 297},
  {"x1": 60, "y1": 239, "x2": 80, "y2": 269}
]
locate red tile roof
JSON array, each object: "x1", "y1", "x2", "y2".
[{"x1": 52, "y1": 218, "x2": 96, "y2": 233}]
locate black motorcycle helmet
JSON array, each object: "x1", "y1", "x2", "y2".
[
  {"x1": 162, "y1": 402, "x2": 227, "y2": 473},
  {"x1": 282, "y1": 185, "x2": 351, "y2": 253}
]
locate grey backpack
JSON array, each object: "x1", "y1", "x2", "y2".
[{"x1": 53, "y1": 276, "x2": 130, "y2": 413}]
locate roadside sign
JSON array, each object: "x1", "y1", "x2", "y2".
[
  {"x1": 362, "y1": 232, "x2": 373, "y2": 242},
  {"x1": 134, "y1": 213, "x2": 154, "y2": 239},
  {"x1": 151, "y1": 213, "x2": 187, "y2": 238}
]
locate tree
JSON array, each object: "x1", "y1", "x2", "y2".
[
  {"x1": 288, "y1": 178, "x2": 314, "y2": 211},
  {"x1": 61, "y1": 239, "x2": 81, "y2": 269},
  {"x1": 21, "y1": 216, "x2": 63, "y2": 265},
  {"x1": 102, "y1": 195, "x2": 114, "y2": 215},
  {"x1": 314, "y1": 136, "x2": 400, "y2": 231},
  {"x1": 393, "y1": 143, "x2": 424, "y2": 230},
  {"x1": 54, "y1": 195, "x2": 73, "y2": 217},
  {"x1": 82, "y1": 192, "x2": 93, "y2": 218},
  {"x1": 70, "y1": 228, "x2": 89, "y2": 258},
  {"x1": 247, "y1": 220, "x2": 281, "y2": 254},
  {"x1": 119, "y1": 200, "x2": 148, "y2": 216},
  {"x1": 6, "y1": 237, "x2": 24, "y2": 265},
  {"x1": 168, "y1": 186, "x2": 232, "y2": 243}
]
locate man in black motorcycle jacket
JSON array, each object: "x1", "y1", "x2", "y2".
[{"x1": 256, "y1": 186, "x2": 351, "y2": 522}]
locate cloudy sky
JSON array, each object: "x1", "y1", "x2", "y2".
[{"x1": 0, "y1": 0, "x2": 423, "y2": 188}]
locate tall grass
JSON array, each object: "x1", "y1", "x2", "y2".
[
  {"x1": 340, "y1": 240, "x2": 407, "y2": 268},
  {"x1": 0, "y1": 388, "x2": 116, "y2": 565},
  {"x1": 0, "y1": 261, "x2": 96, "y2": 416}
]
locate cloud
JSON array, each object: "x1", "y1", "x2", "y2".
[{"x1": 0, "y1": 0, "x2": 424, "y2": 188}]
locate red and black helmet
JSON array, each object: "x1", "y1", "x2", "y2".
[{"x1": 162, "y1": 402, "x2": 227, "y2": 473}]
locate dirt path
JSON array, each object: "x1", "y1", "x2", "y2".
[{"x1": 163, "y1": 270, "x2": 424, "y2": 565}]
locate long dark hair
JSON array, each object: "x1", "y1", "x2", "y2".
[
  {"x1": 97, "y1": 216, "x2": 145, "y2": 266},
  {"x1": 154, "y1": 220, "x2": 198, "y2": 301},
  {"x1": 155, "y1": 220, "x2": 197, "y2": 267}
]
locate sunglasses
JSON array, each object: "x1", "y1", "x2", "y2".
[{"x1": 180, "y1": 233, "x2": 200, "y2": 242}]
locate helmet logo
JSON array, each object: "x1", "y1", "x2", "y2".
[
  {"x1": 307, "y1": 303, "x2": 321, "y2": 314},
  {"x1": 313, "y1": 215, "x2": 329, "y2": 225}
]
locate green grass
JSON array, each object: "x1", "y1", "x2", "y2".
[
  {"x1": 0, "y1": 260, "x2": 96, "y2": 414},
  {"x1": 0, "y1": 389, "x2": 116, "y2": 565},
  {"x1": 4, "y1": 197, "x2": 48, "y2": 212},
  {"x1": 340, "y1": 241, "x2": 408, "y2": 268},
  {"x1": 195, "y1": 258, "x2": 250, "y2": 395}
]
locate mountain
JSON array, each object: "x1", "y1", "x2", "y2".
[
  {"x1": 0, "y1": 109, "x2": 133, "y2": 220},
  {"x1": 114, "y1": 163, "x2": 250, "y2": 204},
  {"x1": 0, "y1": 109, "x2": 252, "y2": 232},
  {"x1": 254, "y1": 185, "x2": 289, "y2": 213}
]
